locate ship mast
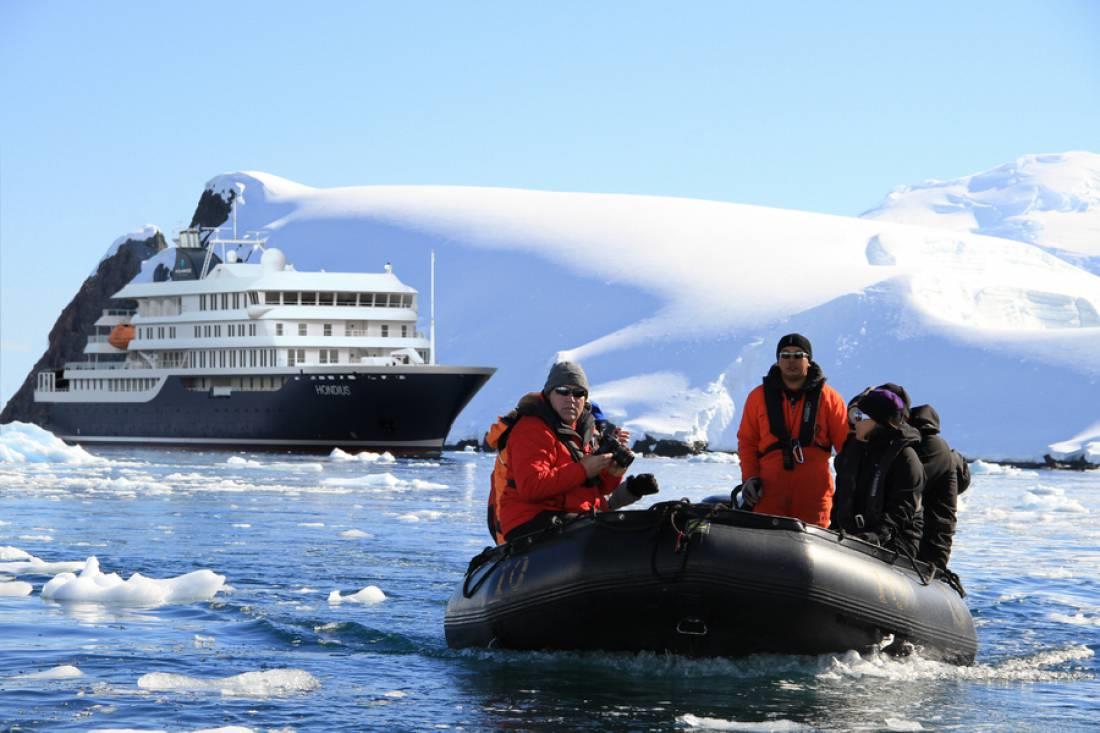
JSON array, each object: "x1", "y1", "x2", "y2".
[{"x1": 430, "y1": 249, "x2": 436, "y2": 365}]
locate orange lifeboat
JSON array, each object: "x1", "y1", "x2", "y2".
[{"x1": 108, "y1": 324, "x2": 135, "y2": 350}]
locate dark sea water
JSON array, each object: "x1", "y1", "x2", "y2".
[{"x1": 0, "y1": 444, "x2": 1097, "y2": 732}]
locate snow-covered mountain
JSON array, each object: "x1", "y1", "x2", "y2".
[
  {"x1": 124, "y1": 164, "x2": 1099, "y2": 463},
  {"x1": 862, "y1": 152, "x2": 1100, "y2": 271}
]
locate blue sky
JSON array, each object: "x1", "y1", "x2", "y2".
[{"x1": 2, "y1": 1, "x2": 1098, "y2": 404}]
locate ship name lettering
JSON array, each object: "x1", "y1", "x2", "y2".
[{"x1": 315, "y1": 384, "x2": 351, "y2": 397}]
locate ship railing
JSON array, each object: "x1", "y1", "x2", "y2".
[
  {"x1": 344, "y1": 329, "x2": 427, "y2": 339},
  {"x1": 103, "y1": 309, "x2": 135, "y2": 317},
  {"x1": 63, "y1": 361, "x2": 133, "y2": 371}
]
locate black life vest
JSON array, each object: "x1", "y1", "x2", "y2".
[
  {"x1": 760, "y1": 366, "x2": 828, "y2": 470},
  {"x1": 833, "y1": 433, "x2": 911, "y2": 533}
]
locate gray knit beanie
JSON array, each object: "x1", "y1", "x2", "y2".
[{"x1": 543, "y1": 361, "x2": 589, "y2": 393}]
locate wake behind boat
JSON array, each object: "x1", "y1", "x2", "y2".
[
  {"x1": 445, "y1": 501, "x2": 977, "y2": 663},
  {"x1": 33, "y1": 228, "x2": 493, "y2": 451}
]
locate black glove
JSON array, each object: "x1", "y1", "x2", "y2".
[
  {"x1": 625, "y1": 473, "x2": 659, "y2": 497},
  {"x1": 739, "y1": 477, "x2": 763, "y2": 508}
]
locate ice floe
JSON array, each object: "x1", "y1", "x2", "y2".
[
  {"x1": 11, "y1": 664, "x2": 83, "y2": 680},
  {"x1": 321, "y1": 472, "x2": 446, "y2": 490},
  {"x1": 394, "y1": 510, "x2": 443, "y2": 522},
  {"x1": 329, "y1": 447, "x2": 396, "y2": 463},
  {"x1": 226, "y1": 455, "x2": 323, "y2": 472},
  {"x1": 328, "y1": 585, "x2": 386, "y2": 605},
  {"x1": 41, "y1": 556, "x2": 225, "y2": 605},
  {"x1": 0, "y1": 422, "x2": 103, "y2": 464},
  {"x1": 686, "y1": 451, "x2": 741, "y2": 464},
  {"x1": 0, "y1": 547, "x2": 86, "y2": 575},
  {"x1": 136, "y1": 668, "x2": 319, "y2": 697},
  {"x1": 968, "y1": 460, "x2": 1035, "y2": 476},
  {"x1": 1018, "y1": 485, "x2": 1088, "y2": 514},
  {"x1": 339, "y1": 529, "x2": 372, "y2": 539},
  {"x1": 0, "y1": 580, "x2": 32, "y2": 596}
]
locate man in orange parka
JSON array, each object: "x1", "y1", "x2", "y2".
[
  {"x1": 736, "y1": 334, "x2": 849, "y2": 527},
  {"x1": 494, "y1": 361, "x2": 657, "y2": 542}
]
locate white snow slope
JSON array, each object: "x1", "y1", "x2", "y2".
[
  {"x1": 862, "y1": 152, "x2": 1100, "y2": 271},
  {"x1": 133, "y1": 160, "x2": 1100, "y2": 461}
]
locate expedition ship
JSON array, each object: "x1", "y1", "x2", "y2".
[{"x1": 34, "y1": 229, "x2": 494, "y2": 450}]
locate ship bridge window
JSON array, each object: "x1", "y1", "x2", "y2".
[
  {"x1": 265, "y1": 291, "x2": 279, "y2": 305},
  {"x1": 319, "y1": 292, "x2": 334, "y2": 306},
  {"x1": 282, "y1": 291, "x2": 299, "y2": 305},
  {"x1": 360, "y1": 293, "x2": 374, "y2": 307},
  {"x1": 337, "y1": 292, "x2": 356, "y2": 306},
  {"x1": 301, "y1": 292, "x2": 317, "y2": 306}
]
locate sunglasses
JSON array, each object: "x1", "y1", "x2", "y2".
[
  {"x1": 850, "y1": 409, "x2": 868, "y2": 422},
  {"x1": 778, "y1": 351, "x2": 808, "y2": 360},
  {"x1": 552, "y1": 387, "x2": 588, "y2": 399}
]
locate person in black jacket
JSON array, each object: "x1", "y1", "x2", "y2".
[
  {"x1": 909, "y1": 404, "x2": 958, "y2": 571},
  {"x1": 831, "y1": 387, "x2": 924, "y2": 556}
]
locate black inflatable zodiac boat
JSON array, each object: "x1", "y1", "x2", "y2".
[{"x1": 445, "y1": 501, "x2": 976, "y2": 664}]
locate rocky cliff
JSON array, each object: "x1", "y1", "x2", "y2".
[{"x1": 0, "y1": 233, "x2": 166, "y2": 424}]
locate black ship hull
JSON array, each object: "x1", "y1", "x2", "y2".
[{"x1": 39, "y1": 367, "x2": 492, "y2": 451}]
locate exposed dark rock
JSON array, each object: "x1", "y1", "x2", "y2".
[
  {"x1": 447, "y1": 438, "x2": 482, "y2": 452},
  {"x1": 189, "y1": 188, "x2": 233, "y2": 229},
  {"x1": 0, "y1": 233, "x2": 166, "y2": 425},
  {"x1": 1042, "y1": 453, "x2": 1098, "y2": 471},
  {"x1": 632, "y1": 433, "x2": 707, "y2": 457}
]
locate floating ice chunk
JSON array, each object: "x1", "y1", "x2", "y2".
[
  {"x1": 227, "y1": 456, "x2": 323, "y2": 472},
  {"x1": 0, "y1": 580, "x2": 32, "y2": 596},
  {"x1": 41, "y1": 557, "x2": 225, "y2": 606},
  {"x1": 329, "y1": 448, "x2": 396, "y2": 463},
  {"x1": 0, "y1": 547, "x2": 32, "y2": 561},
  {"x1": 12, "y1": 664, "x2": 83, "y2": 680},
  {"x1": 0, "y1": 548, "x2": 86, "y2": 575},
  {"x1": 137, "y1": 668, "x2": 319, "y2": 697},
  {"x1": 328, "y1": 585, "x2": 386, "y2": 605},
  {"x1": 339, "y1": 529, "x2": 371, "y2": 539},
  {"x1": 0, "y1": 422, "x2": 103, "y2": 464},
  {"x1": 884, "y1": 719, "x2": 925, "y2": 732},
  {"x1": 395, "y1": 510, "x2": 443, "y2": 522},
  {"x1": 687, "y1": 451, "x2": 740, "y2": 464},
  {"x1": 321, "y1": 472, "x2": 446, "y2": 490},
  {"x1": 678, "y1": 714, "x2": 812, "y2": 731},
  {"x1": 968, "y1": 460, "x2": 1036, "y2": 476},
  {"x1": 1018, "y1": 486, "x2": 1087, "y2": 514}
]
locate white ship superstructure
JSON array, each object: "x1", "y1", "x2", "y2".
[{"x1": 34, "y1": 229, "x2": 493, "y2": 449}]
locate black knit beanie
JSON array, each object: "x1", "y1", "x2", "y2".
[{"x1": 776, "y1": 333, "x2": 812, "y2": 360}]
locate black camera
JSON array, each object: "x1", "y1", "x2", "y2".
[{"x1": 596, "y1": 426, "x2": 635, "y2": 469}]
